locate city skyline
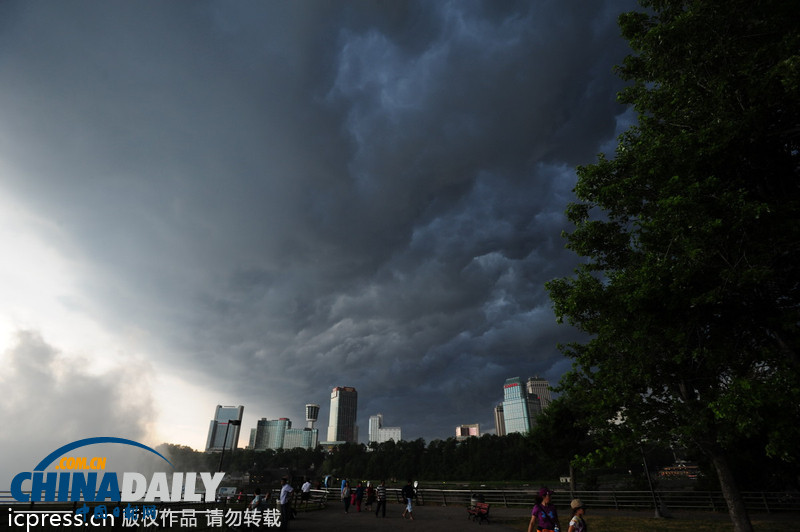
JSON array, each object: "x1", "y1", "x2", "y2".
[
  {"x1": 0, "y1": 0, "x2": 637, "y2": 488},
  {"x1": 207, "y1": 376, "x2": 550, "y2": 450}
]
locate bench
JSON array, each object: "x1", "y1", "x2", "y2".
[
  {"x1": 297, "y1": 489, "x2": 327, "y2": 510},
  {"x1": 467, "y1": 501, "x2": 490, "y2": 524}
]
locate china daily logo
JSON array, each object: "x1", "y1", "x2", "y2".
[{"x1": 10, "y1": 437, "x2": 224, "y2": 502}]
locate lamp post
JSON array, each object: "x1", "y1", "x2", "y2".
[{"x1": 218, "y1": 419, "x2": 241, "y2": 472}]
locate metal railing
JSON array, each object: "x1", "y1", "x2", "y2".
[
  {"x1": 4, "y1": 488, "x2": 798, "y2": 514},
  {"x1": 318, "y1": 487, "x2": 800, "y2": 513}
]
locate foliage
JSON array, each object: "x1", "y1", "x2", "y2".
[
  {"x1": 320, "y1": 435, "x2": 545, "y2": 482},
  {"x1": 547, "y1": 0, "x2": 799, "y2": 528}
]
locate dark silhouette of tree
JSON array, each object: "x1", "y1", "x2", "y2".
[{"x1": 547, "y1": 1, "x2": 800, "y2": 530}]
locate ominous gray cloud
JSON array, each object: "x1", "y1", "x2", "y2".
[
  {"x1": 0, "y1": 1, "x2": 635, "y2": 447},
  {"x1": 0, "y1": 331, "x2": 155, "y2": 488}
]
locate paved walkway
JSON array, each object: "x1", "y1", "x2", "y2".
[
  {"x1": 286, "y1": 503, "x2": 527, "y2": 532},
  {"x1": 284, "y1": 503, "x2": 799, "y2": 532}
]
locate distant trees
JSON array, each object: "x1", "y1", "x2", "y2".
[
  {"x1": 156, "y1": 443, "x2": 326, "y2": 481},
  {"x1": 546, "y1": 1, "x2": 800, "y2": 531},
  {"x1": 320, "y1": 434, "x2": 550, "y2": 482}
]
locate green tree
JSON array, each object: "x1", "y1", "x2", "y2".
[
  {"x1": 529, "y1": 396, "x2": 595, "y2": 490},
  {"x1": 546, "y1": 1, "x2": 799, "y2": 531}
]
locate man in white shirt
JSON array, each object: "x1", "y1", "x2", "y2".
[
  {"x1": 279, "y1": 477, "x2": 293, "y2": 530},
  {"x1": 300, "y1": 478, "x2": 312, "y2": 509}
]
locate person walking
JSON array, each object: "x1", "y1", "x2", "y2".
[
  {"x1": 528, "y1": 487, "x2": 560, "y2": 532},
  {"x1": 355, "y1": 481, "x2": 365, "y2": 512},
  {"x1": 341, "y1": 480, "x2": 351, "y2": 513},
  {"x1": 365, "y1": 481, "x2": 375, "y2": 511},
  {"x1": 568, "y1": 499, "x2": 587, "y2": 532},
  {"x1": 374, "y1": 480, "x2": 387, "y2": 518},
  {"x1": 300, "y1": 478, "x2": 311, "y2": 509},
  {"x1": 401, "y1": 479, "x2": 415, "y2": 520}
]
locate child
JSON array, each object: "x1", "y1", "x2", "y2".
[{"x1": 568, "y1": 499, "x2": 587, "y2": 532}]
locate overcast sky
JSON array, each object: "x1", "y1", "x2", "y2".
[{"x1": 0, "y1": 0, "x2": 636, "y2": 484}]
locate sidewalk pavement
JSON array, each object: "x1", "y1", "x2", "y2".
[
  {"x1": 286, "y1": 503, "x2": 528, "y2": 532},
  {"x1": 285, "y1": 503, "x2": 799, "y2": 532}
]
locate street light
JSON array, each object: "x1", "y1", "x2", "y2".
[{"x1": 218, "y1": 419, "x2": 242, "y2": 472}]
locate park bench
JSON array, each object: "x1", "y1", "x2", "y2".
[
  {"x1": 295, "y1": 489, "x2": 327, "y2": 510},
  {"x1": 467, "y1": 501, "x2": 490, "y2": 524}
]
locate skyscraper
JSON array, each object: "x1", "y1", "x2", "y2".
[
  {"x1": 326, "y1": 386, "x2": 358, "y2": 443},
  {"x1": 526, "y1": 376, "x2": 552, "y2": 409},
  {"x1": 205, "y1": 405, "x2": 244, "y2": 452},
  {"x1": 368, "y1": 413, "x2": 383, "y2": 444},
  {"x1": 502, "y1": 377, "x2": 531, "y2": 434},
  {"x1": 500, "y1": 376, "x2": 551, "y2": 435},
  {"x1": 251, "y1": 417, "x2": 318, "y2": 450},
  {"x1": 494, "y1": 404, "x2": 506, "y2": 436}
]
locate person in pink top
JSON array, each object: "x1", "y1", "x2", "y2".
[{"x1": 528, "y1": 487, "x2": 561, "y2": 532}]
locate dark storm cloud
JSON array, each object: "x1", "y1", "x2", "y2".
[{"x1": 0, "y1": 1, "x2": 635, "y2": 442}]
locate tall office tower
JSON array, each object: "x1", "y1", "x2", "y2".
[
  {"x1": 494, "y1": 404, "x2": 506, "y2": 436},
  {"x1": 252, "y1": 417, "x2": 319, "y2": 450},
  {"x1": 368, "y1": 413, "x2": 383, "y2": 443},
  {"x1": 326, "y1": 386, "x2": 358, "y2": 443},
  {"x1": 205, "y1": 405, "x2": 244, "y2": 452},
  {"x1": 305, "y1": 404, "x2": 320, "y2": 429},
  {"x1": 525, "y1": 394, "x2": 544, "y2": 431},
  {"x1": 455, "y1": 424, "x2": 480, "y2": 441},
  {"x1": 526, "y1": 376, "x2": 552, "y2": 409},
  {"x1": 527, "y1": 394, "x2": 543, "y2": 427},
  {"x1": 368, "y1": 413, "x2": 402, "y2": 444},
  {"x1": 502, "y1": 377, "x2": 531, "y2": 434},
  {"x1": 253, "y1": 418, "x2": 291, "y2": 450}
]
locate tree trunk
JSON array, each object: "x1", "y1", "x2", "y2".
[
  {"x1": 568, "y1": 462, "x2": 576, "y2": 495},
  {"x1": 710, "y1": 450, "x2": 754, "y2": 532}
]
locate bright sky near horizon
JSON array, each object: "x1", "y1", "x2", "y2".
[{"x1": 0, "y1": 0, "x2": 636, "y2": 486}]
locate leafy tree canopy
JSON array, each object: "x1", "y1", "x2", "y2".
[{"x1": 547, "y1": 1, "x2": 799, "y2": 529}]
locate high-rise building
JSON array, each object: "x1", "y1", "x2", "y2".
[
  {"x1": 326, "y1": 386, "x2": 358, "y2": 443},
  {"x1": 368, "y1": 414, "x2": 383, "y2": 443},
  {"x1": 256, "y1": 418, "x2": 291, "y2": 449},
  {"x1": 368, "y1": 413, "x2": 402, "y2": 444},
  {"x1": 500, "y1": 376, "x2": 552, "y2": 435},
  {"x1": 305, "y1": 404, "x2": 320, "y2": 429},
  {"x1": 456, "y1": 424, "x2": 480, "y2": 440},
  {"x1": 527, "y1": 394, "x2": 543, "y2": 422},
  {"x1": 502, "y1": 377, "x2": 531, "y2": 434},
  {"x1": 283, "y1": 427, "x2": 319, "y2": 449},
  {"x1": 205, "y1": 405, "x2": 244, "y2": 452},
  {"x1": 251, "y1": 417, "x2": 318, "y2": 450},
  {"x1": 494, "y1": 404, "x2": 506, "y2": 436},
  {"x1": 526, "y1": 376, "x2": 552, "y2": 409}
]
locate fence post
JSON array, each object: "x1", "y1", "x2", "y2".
[
  {"x1": 762, "y1": 492, "x2": 770, "y2": 513},
  {"x1": 612, "y1": 490, "x2": 619, "y2": 510}
]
